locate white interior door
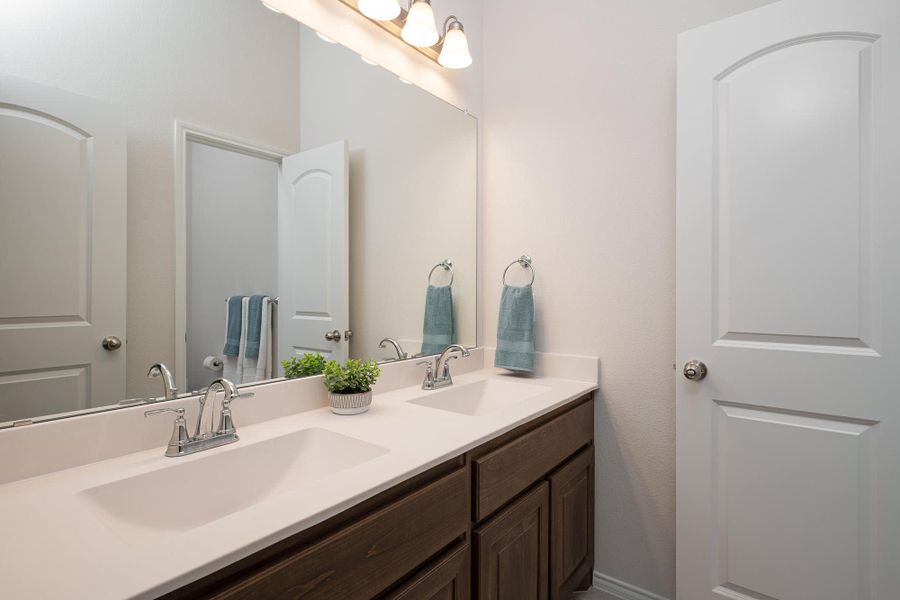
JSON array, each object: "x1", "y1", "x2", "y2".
[
  {"x1": 277, "y1": 140, "x2": 349, "y2": 367},
  {"x1": 0, "y1": 76, "x2": 127, "y2": 422},
  {"x1": 676, "y1": 1, "x2": 900, "y2": 599}
]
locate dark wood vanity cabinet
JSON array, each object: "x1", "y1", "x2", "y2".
[
  {"x1": 164, "y1": 394, "x2": 593, "y2": 600},
  {"x1": 549, "y1": 448, "x2": 595, "y2": 599},
  {"x1": 475, "y1": 482, "x2": 550, "y2": 600},
  {"x1": 386, "y1": 542, "x2": 471, "y2": 600}
]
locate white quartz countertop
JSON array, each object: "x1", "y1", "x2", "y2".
[{"x1": 0, "y1": 368, "x2": 596, "y2": 599}]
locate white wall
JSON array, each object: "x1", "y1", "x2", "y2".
[
  {"x1": 481, "y1": 1, "x2": 777, "y2": 598},
  {"x1": 0, "y1": 0, "x2": 301, "y2": 399},
  {"x1": 297, "y1": 26, "x2": 477, "y2": 360},
  {"x1": 185, "y1": 142, "x2": 280, "y2": 392}
]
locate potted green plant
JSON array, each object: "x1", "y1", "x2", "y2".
[
  {"x1": 281, "y1": 353, "x2": 326, "y2": 379},
  {"x1": 322, "y1": 358, "x2": 381, "y2": 415}
]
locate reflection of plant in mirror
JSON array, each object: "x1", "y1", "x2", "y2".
[
  {"x1": 323, "y1": 359, "x2": 381, "y2": 394},
  {"x1": 282, "y1": 353, "x2": 327, "y2": 379}
]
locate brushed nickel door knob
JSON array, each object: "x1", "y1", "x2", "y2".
[
  {"x1": 102, "y1": 336, "x2": 123, "y2": 351},
  {"x1": 683, "y1": 360, "x2": 707, "y2": 381},
  {"x1": 324, "y1": 330, "x2": 341, "y2": 341}
]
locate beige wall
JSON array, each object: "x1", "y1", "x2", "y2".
[
  {"x1": 481, "y1": 1, "x2": 777, "y2": 597},
  {"x1": 0, "y1": 0, "x2": 301, "y2": 399}
]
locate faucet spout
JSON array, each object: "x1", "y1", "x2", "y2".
[
  {"x1": 425, "y1": 344, "x2": 469, "y2": 389},
  {"x1": 379, "y1": 337, "x2": 409, "y2": 360},
  {"x1": 147, "y1": 363, "x2": 177, "y2": 401},
  {"x1": 196, "y1": 378, "x2": 237, "y2": 439}
]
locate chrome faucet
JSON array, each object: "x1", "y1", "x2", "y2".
[
  {"x1": 379, "y1": 337, "x2": 410, "y2": 360},
  {"x1": 144, "y1": 377, "x2": 253, "y2": 457},
  {"x1": 421, "y1": 344, "x2": 470, "y2": 390},
  {"x1": 147, "y1": 363, "x2": 177, "y2": 401},
  {"x1": 195, "y1": 378, "x2": 237, "y2": 438}
]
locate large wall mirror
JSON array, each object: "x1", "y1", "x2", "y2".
[{"x1": 0, "y1": 0, "x2": 477, "y2": 427}]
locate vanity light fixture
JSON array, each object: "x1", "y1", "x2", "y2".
[
  {"x1": 401, "y1": 0, "x2": 439, "y2": 47},
  {"x1": 358, "y1": 0, "x2": 402, "y2": 21},
  {"x1": 437, "y1": 16, "x2": 471, "y2": 69},
  {"x1": 337, "y1": 0, "x2": 473, "y2": 69}
]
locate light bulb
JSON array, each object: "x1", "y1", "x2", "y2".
[
  {"x1": 358, "y1": 0, "x2": 401, "y2": 21},
  {"x1": 438, "y1": 22, "x2": 472, "y2": 69},
  {"x1": 401, "y1": 0, "x2": 439, "y2": 48}
]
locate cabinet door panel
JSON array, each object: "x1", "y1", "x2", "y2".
[
  {"x1": 386, "y1": 542, "x2": 470, "y2": 600},
  {"x1": 476, "y1": 482, "x2": 549, "y2": 600},
  {"x1": 549, "y1": 447, "x2": 594, "y2": 599}
]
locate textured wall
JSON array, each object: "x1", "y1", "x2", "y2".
[{"x1": 480, "y1": 1, "x2": 777, "y2": 597}]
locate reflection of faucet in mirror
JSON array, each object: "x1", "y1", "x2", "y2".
[
  {"x1": 147, "y1": 363, "x2": 177, "y2": 401},
  {"x1": 379, "y1": 338, "x2": 410, "y2": 361},
  {"x1": 421, "y1": 344, "x2": 471, "y2": 390}
]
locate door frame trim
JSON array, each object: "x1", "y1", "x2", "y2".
[{"x1": 173, "y1": 121, "x2": 290, "y2": 393}]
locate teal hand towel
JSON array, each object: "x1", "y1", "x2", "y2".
[
  {"x1": 495, "y1": 285, "x2": 535, "y2": 372},
  {"x1": 223, "y1": 295, "x2": 244, "y2": 357},
  {"x1": 421, "y1": 284, "x2": 454, "y2": 355},
  {"x1": 244, "y1": 295, "x2": 266, "y2": 359}
]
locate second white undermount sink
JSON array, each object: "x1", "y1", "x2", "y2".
[
  {"x1": 408, "y1": 378, "x2": 551, "y2": 416},
  {"x1": 80, "y1": 427, "x2": 388, "y2": 541}
]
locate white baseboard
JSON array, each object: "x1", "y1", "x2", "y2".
[{"x1": 592, "y1": 571, "x2": 671, "y2": 600}]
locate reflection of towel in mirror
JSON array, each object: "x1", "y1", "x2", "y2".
[
  {"x1": 223, "y1": 297, "x2": 249, "y2": 383},
  {"x1": 421, "y1": 284, "x2": 454, "y2": 355},
  {"x1": 243, "y1": 297, "x2": 273, "y2": 383},
  {"x1": 495, "y1": 285, "x2": 535, "y2": 373},
  {"x1": 223, "y1": 296, "x2": 243, "y2": 356}
]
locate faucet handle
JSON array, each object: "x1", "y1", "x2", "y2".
[
  {"x1": 417, "y1": 360, "x2": 435, "y2": 389},
  {"x1": 144, "y1": 407, "x2": 190, "y2": 457},
  {"x1": 144, "y1": 407, "x2": 185, "y2": 418},
  {"x1": 223, "y1": 391, "x2": 254, "y2": 409},
  {"x1": 441, "y1": 355, "x2": 459, "y2": 378},
  {"x1": 217, "y1": 391, "x2": 253, "y2": 436}
]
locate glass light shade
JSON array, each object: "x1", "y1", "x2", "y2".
[
  {"x1": 358, "y1": 0, "x2": 401, "y2": 21},
  {"x1": 401, "y1": 0, "x2": 439, "y2": 47},
  {"x1": 438, "y1": 27, "x2": 472, "y2": 69}
]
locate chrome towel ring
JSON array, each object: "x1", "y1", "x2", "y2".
[
  {"x1": 502, "y1": 255, "x2": 535, "y2": 286},
  {"x1": 428, "y1": 259, "x2": 454, "y2": 286}
]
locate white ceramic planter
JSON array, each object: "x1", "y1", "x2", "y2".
[{"x1": 328, "y1": 390, "x2": 373, "y2": 415}]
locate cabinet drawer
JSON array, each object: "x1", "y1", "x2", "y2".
[
  {"x1": 212, "y1": 467, "x2": 469, "y2": 600},
  {"x1": 384, "y1": 542, "x2": 470, "y2": 600},
  {"x1": 473, "y1": 400, "x2": 592, "y2": 521}
]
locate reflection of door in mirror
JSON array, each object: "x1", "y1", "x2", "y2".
[
  {"x1": 182, "y1": 136, "x2": 349, "y2": 392},
  {"x1": 0, "y1": 76, "x2": 126, "y2": 424},
  {"x1": 185, "y1": 139, "x2": 281, "y2": 394},
  {"x1": 277, "y1": 141, "x2": 350, "y2": 367}
]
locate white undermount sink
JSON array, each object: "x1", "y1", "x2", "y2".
[
  {"x1": 408, "y1": 377, "x2": 551, "y2": 416},
  {"x1": 80, "y1": 428, "x2": 388, "y2": 541}
]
